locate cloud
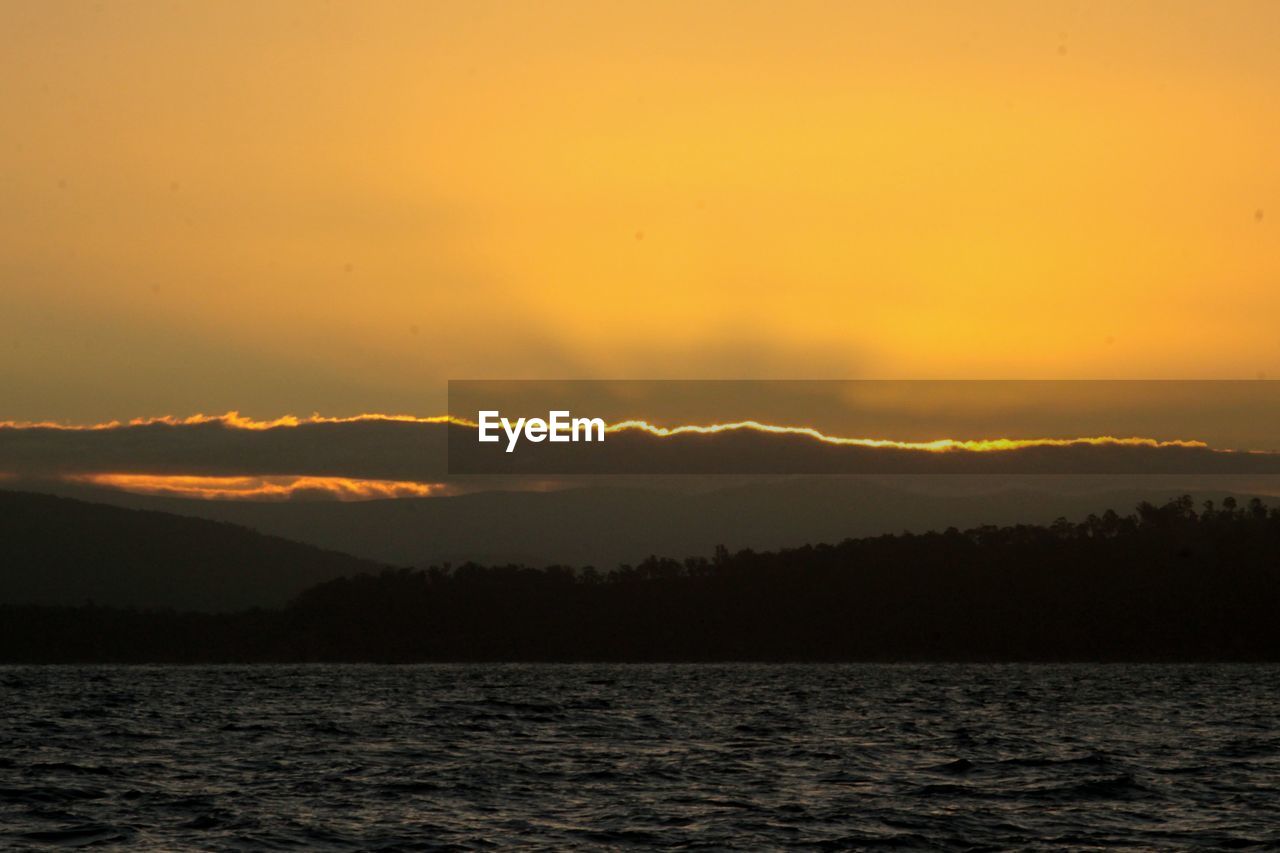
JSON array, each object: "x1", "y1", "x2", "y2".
[
  {"x1": 62, "y1": 473, "x2": 448, "y2": 502},
  {"x1": 454, "y1": 422, "x2": 1280, "y2": 476},
  {"x1": 0, "y1": 413, "x2": 450, "y2": 480},
  {"x1": 2, "y1": 412, "x2": 1280, "y2": 500}
]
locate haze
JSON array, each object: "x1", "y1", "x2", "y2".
[{"x1": 2, "y1": 1, "x2": 1278, "y2": 424}]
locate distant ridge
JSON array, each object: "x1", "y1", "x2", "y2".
[
  {"x1": 0, "y1": 490, "x2": 390, "y2": 611},
  {"x1": 29, "y1": 477, "x2": 1277, "y2": 570},
  {"x1": 2, "y1": 495, "x2": 1279, "y2": 662}
]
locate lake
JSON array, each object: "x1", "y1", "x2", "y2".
[{"x1": 2, "y1": 664, "x2": 1277, "y2": 849}]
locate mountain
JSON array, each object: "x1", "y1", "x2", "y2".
[
  {"x1": 0, "y1": 490, "x2": 389, "y2": 611},
  {"x1": 26, "y1": 477, "x2": 1266, "y2": 570}
]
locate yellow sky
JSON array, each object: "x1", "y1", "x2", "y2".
[{"x1": 2, "y1": 0, "x2": 1278, "y2": 422}]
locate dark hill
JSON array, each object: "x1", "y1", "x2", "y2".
[
  {"x1": 31, "y1": 476, "x2": 1277, "y2": 569},
  {"x1": 3, "y1": 495, "x2": 1280, "y2": 662},
  {"x1": 0, "y1": 490, "x2": 389, "y2": 611}
]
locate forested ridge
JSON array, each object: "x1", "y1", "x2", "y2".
[{"x1": 3, "y1": 496, "x2": 1279, "y2": 662}]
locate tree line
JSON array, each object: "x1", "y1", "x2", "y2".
[{"x1": 3, "y1": 496, "x2": 1279, "y2": 662}]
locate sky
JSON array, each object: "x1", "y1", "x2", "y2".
[{"x1": 2, "y1": 0, "x2": 1279, "y2": 425}]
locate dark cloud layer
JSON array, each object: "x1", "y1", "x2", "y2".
[
  {"x1": 3, "y1": 418, "x2": 1280, "y2": 483},
  {"x1": 0, "y1": 420, "x2": 447, "y2": 480},
  {"x1": 454, "y1": 426, "x2": 1280, "y2": 475}
]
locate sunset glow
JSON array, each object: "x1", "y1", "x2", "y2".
[
  {"x1": 7, "y1": 2, "x2": 1280, "y2": 833},
  {"x1": 0, "y1": 412, "x2": 461, "y2": 432},
  {"x1": 0, "y1": 410, "x2": 1216, "y2": 453},
  {"x1": 3, "y1": 1, "x2": 1278, "y2": 423},
  {"x1": 606, "y1": 420, "x2": 1211, "y2": 453},
  {"x1": 67, "y1": 473, "x2": 447, "y2": 501}
]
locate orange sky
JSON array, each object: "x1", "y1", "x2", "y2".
[{"x1": 2, "y1": 1, "x2": 1278, "y2": 423}]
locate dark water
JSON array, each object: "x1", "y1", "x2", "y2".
[{"x1": 2, "y1": 665, "x2": 1279, "y2": 850}]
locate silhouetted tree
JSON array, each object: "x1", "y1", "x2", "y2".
[{"x1": 4, "y1": 496, "x2": 1280, "y2": 662}]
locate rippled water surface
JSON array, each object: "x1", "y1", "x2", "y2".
[{"x1": 2, "y1": 664, "x2": 1279, "y2": 849}]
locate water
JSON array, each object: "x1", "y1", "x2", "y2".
[{"x1": 1, "y1": 665, "x2": 1278, "y2": 850}]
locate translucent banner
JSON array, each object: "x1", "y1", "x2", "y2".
[{"x1": 447, "y1": 380, "x2": 1280, "y2": 475}]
